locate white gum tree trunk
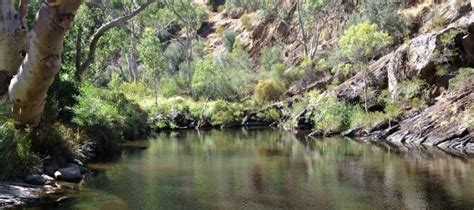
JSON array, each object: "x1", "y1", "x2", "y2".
[
  {"x1": 1, "y1": 0, "x2": 82, "y2": 126},
  {"x1": 0, "y1": 0, "x2": 28, "y2": 97}
]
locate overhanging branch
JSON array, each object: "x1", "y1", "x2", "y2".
[{"x1": 76, "y1": 0, "x2": 155, "y2": 80}]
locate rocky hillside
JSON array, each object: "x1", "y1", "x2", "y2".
[{"x1": 194, "y1": 0, "x2": 473, "y2": 154}]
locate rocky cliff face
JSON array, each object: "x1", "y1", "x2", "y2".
[
  {"x1": 340, "y1": 9, "x2": 474, "y2": 154},
  {"x1": 387, "y1": 85, "x2": 473, "y2": 154}
]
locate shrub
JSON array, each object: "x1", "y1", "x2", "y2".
[
  {"x1": 160, "y1": 78, "x2": 181, "y2": 98},
  {"x1": 223, "y1": 30, "x2": 237, "y2": 51},
  {"x1": 450, "y1": 68, "x2": 474, "y2": 91},
  {"x1": 425, "y1": 8, "x2": 448, "y2": 31},
  {"x1": 225, "y1": 0, "x2": 273, "y2": 12},
  {"x1": 254, "y1": 79, "x2": 285, "y2": 105},
  {"x1": 395, "y1": 77, "x2": 429, "y2": 109},
  {"x1": 350, "y1": 109, "x2": 386, "y2": 130},
  {"x1": 240, "y1": 14, "x2": 254, "y2": 31},
  {"x1": 312, "y1": 96, "x2": 355, "y2": 133},
  {"x1": 0, "y1": 122, "x2": 37, "y2": 180},
  {"x1": 344, "y1": 0, "x2": 407, "y2": 38},
  {"x1": 72, "y1": 84, "x2": 148, "y2": 156},
  {"x1": 259, "y1": 42, "x2": 284, "y2": 73},
  {"x1": 208, "y1": 100, "x2": 243, "y2": 127}
]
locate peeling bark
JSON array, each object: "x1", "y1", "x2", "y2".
[
  {"x1": 8, "y1": 0, "x2": 82, "y2": 126},
  {"x1": 0, "y1": 0, "x2": 28, "y2": 95}
]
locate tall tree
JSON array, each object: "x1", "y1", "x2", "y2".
[{"x1": 1, "y1": 0, "x2": 83, "y2": 126}]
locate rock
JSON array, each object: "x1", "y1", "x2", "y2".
[
  {"x1": 0, "y1": 182, "x2": 43, "y2": 207},
  {"x1": 227, "y1": 7, "x2": 244, "y2": 19},
  {"x1": 24, "y1": 175, "x2": 47, "y2": 186},
  {"x1": 386, "y1": 86, "x2": 473, "y2": 153},
  {"x1": 66, "y1": 164, "x2": 89, "y2": 175},
  {"x1": 332, "y1": 52, "x2": 393, "y2": 109},
  {"x1": 54, "y1": 166, "x2": 82, "y2": 183},
  {"x1": 341, "y1": 128, "x2": 363, "y2": 137},
  {"x1": 388, "y1": 12, "x2": 474, "y2": 97}
]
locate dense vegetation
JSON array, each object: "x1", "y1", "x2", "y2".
[{"x1": 0, "y1": 0, "x2": 473, "y2": 180}]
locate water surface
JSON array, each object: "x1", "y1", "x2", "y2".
[{"x1": 56, "y1": 129, "x2": 474, "y2": 209}]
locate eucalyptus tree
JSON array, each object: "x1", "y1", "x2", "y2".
[
  {"x1": 0, "y1": 0, "x2": 83, "y2": 126},
  {"x1": 295, "y1": 0, "x2": 337, "y2": 59},
  {"x1": 74, "y1": 0, "x2": 157, "y2": 81},
  {"x1": 338, "y1": 22, "x2": 392, "y2": 112}
]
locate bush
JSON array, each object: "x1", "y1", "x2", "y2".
[
  {"x1": 425, "y1": 8, "x2": 448, "y2": 31},
  {"x1": 225, "y1": 0, "x2": 273, "y2": 12},
  {"x1": 160, "y1": 78, "x2": 181, "y2": 98},
  {"x1": 72, "y1": 83, "x2": 148, "y2": 156},
  {"x1": 223, "y1": 30, "x2": 237, "y2": 51},
  {"x1": 395, "y1": 77, "x2": 429, "y2": 109},
  {"x1": 207, "y1": 100, "x2": 243, "y2": 127},
  {"x1": 312, "y1": 96, "x2": 355, "y2": 133},
  {"x1": 449, "y1": 68, "x2": 474, "y2": 91},
  {"x1": 350, "y1": 109, "x2": 386, "y2": 129},
  {"x1": 254, "y1": 79, "x2": 285, "y2": 105},
  {"x1": 0, "y1": 122, "x2": 37, "y2": 180},
  {"x1": 240, "y1": 14, "x2": 254, "y2": 31}
]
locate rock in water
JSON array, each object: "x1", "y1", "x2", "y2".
[
  {"x1": 54, "y1": 166, "x2": 82, "y2": 183},
  {"x1": 386, "y1": 86, "x2": 473, "y2": 154}
]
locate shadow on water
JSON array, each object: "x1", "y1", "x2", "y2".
[{"x1": 41, "y1": 129, "x2": 474, "y2": 210}]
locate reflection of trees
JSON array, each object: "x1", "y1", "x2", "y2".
[{"x1": 81, "y1": 129, "x2": 474, "y2": 209}]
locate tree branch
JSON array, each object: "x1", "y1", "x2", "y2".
[
  {"x1": 18, "y1": 0, "x2": 28, "y2": 27},
  {"x1": 76, "y1": 0, "x2": 154, "y2": 80}
]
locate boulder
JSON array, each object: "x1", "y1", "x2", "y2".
[
  {"x1": 54, "y1": 166, "x2": 82, "y2": 183},
  {"x1": 24, "y1": 175, "x2": 47, "y2": 186}
]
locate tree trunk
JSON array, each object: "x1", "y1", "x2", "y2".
[
  {"x1": 8, "y1": 0, "x2": 83, "y2": 126},
  {"x1": 0, "y1": 0, "x2": 29, "y2": 96}
]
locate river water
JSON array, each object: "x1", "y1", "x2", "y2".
[{"x1": 52, "y1": 129, "x2": 474, "y2": 209}]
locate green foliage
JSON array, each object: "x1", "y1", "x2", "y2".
[
  {"x1": 339, "y1": 22, "x2": 392, "y2": 61},
  {"x1": 312, "y1": 96, "x2": 355, "y2": 133},
  {"x1": 159, "y1": 78, "x2": 181, "y2": 98},
  {"x1": 72, "y1": 83, "x2": 148, "y2": 156},
  {"x1": 225, "y1": 0, "x2": 274, "y2": 12},
  {"x1": 350, "y1": 109, "x2": 386, "y2": 130},
  {"x1": 240, "y1": 14, "x2": 254, "y2": 31},
  {"x1": 259, "y1": 42, "x2": 284, "y2": 73},
  {"x1": 254, "y1": 79, "x2": 285, "y2": 105},
  {"x1": 223, "y1": 30, "x2": 237, "y2": 51},
  {"x1": 0, "y1": 123, "x2": 36, "y2": 180},
  {"x1": 345, "y1": 0, "x2": 407, "y2": 37},
  {"x1": 450, "y1": 68, "x2": 474, "y2": 91},
  {"x1": 425, "y1": 8, "x2": 448, "y2": 31},
  {"x1": 384, "y1": 102, "x2": 403, "y2": 127},
  {"x1": 139, "y1": 29, "x2": 164, "y2": 82},
  {"x1": 207, "y1": 100, "x2": 243, "y2": 127},
  {"x1": 257, "y1": 108, "x2": 281, "y2": 122},
  {"x1": 192, "y1": 42, "x2": 254, "y2": 100},
  {"x1": 399, "y1": 78, "x2": 428, "y2": 101},
  {"x1": 192, "y1": 58, "x2": 233, "y2": 100}
]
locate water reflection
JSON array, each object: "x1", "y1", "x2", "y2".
[{"x1": 57, "y1": 129, "x2": 474, "y2": 210}]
